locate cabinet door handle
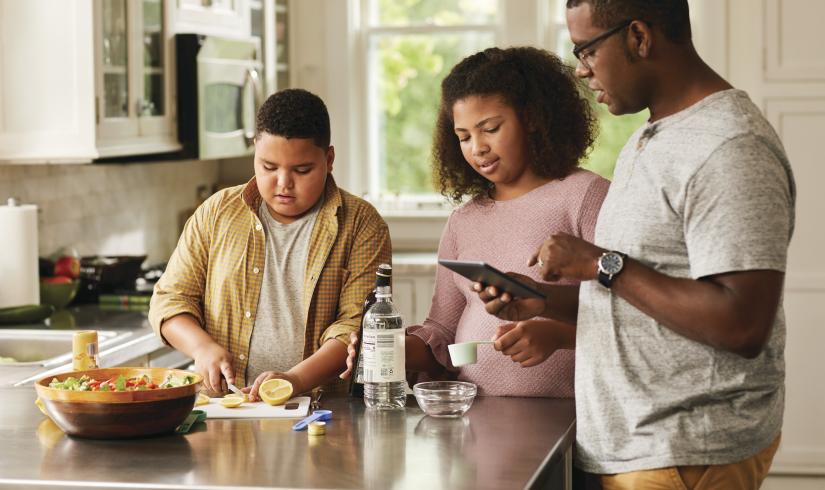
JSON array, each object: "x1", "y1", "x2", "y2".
[{"x1": 243, "y1": 68, "x2": 263, "y2": 147}]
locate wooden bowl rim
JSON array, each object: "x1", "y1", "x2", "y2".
[{"x1": 35, "y1": 367, "x2": 202, "y2": 404}]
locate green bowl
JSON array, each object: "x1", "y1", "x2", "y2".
[{"x1": 40, "y1": 280, "x2": 80, "y2": 309}]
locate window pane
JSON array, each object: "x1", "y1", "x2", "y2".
[
  {"x1": 102, "y1": 0, "x2": 128, "y2": 67},
  {"x1": 371, "y1": 0, "x2": 497, "y2": 27},
  {"x1": 143, "y1": 74, "x2": 164, "y2": 116},
  {"x1": 370, "y1": 32, "x2": 495, "y2": 194},
  {"x1": 104, "y1": 73, "x2": 129, "y2": 118},
  {"x1": 556, "y1": 34, "x2": 647, "y2": 180}
]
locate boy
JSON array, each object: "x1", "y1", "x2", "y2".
[{"x1": 150, "y1": 89, "x2": 391, "y2": 398}]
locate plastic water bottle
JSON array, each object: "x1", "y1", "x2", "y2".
[
  {"x1": 349, "y1": 266, "x2": 381, "y2": 397},
  {"x1": 361, "y1": 264, "x2": 406, "y2": 410}
]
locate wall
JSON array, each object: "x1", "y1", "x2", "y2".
[{"x1": 0, "y1": 161, "x2": 219, "y2": 264}]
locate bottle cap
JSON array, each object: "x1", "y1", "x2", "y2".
[
  {"x1": 308, "y1": 421, "x2": 326, "y2": 436},
  {"x1": 376, "y1": 264, "x2": 392, "y2": 287}
]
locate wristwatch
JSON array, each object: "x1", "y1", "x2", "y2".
[{"x1": 597, "y1": 251, "x2": 627, "y2": 289}]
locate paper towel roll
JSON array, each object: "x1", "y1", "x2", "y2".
[{"x1": 0, "y1": 200, "x2": 39, "y2": 308}]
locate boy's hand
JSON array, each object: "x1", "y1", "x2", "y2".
[
  {"x1": 339, "y1": 331, "x2": 359, "y2": 380},
  {"x1": 192, "y1": 342, "x2": 235, "y2": 394},
  {"x1": 472, "y1": 273, "x2": 546, "y2": 321},
  {"x1": 244, "y1": 371, "x2": 301, "y2": 402},
  {"x1": 493, "y1": 320, "x2": 569, "y2": 367}
]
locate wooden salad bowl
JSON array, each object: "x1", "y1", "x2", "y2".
[{"x1": 35, "y1": 367, "x2": 202, "y2": 439}]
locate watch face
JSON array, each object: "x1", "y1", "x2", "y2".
[{"x1": 600, "y1": 252, "x2": 624, "y2": 275}]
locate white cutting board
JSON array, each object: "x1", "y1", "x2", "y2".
[{"x1": 200, "y1": 396, "x2": 310, "y2": 419}]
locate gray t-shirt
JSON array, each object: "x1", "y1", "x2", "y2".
[
  {"x1": 246, "y1": 199, "x2": 321, "y2": 385},
  {"x1": 576, "y1": 89, "x2": 795, "y2": 473}
]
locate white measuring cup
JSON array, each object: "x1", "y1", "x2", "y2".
[{"x1": 448, "y1": 341, "x2": 495, "y2": 367}]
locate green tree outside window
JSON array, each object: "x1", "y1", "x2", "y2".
[{"x1": 371, "y1": 0, "x2": 647, "y2": 195}]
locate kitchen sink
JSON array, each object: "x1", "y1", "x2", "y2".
[{"x1": 0, "y1": 330, "x2": 124, "y2": 367}]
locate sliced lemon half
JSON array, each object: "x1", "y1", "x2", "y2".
[
  {"x1": 259, "y1": 378, "x2": 293, "y2": 406},
  {"x1": 194, "y1": 393, "x2": 210, "y2": 406},
  {"x1": 219, "y1": 396, "x2": 244, "y2": 408}
]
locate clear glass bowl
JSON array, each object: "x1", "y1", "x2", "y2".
[{"x1": 413, "y1": 381, "x2": 477, "y2": 418}]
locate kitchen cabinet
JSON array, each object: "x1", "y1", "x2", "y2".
[
  {"x1": 171, "y1": 0, "x2": 250, "y2": 39},
  {"x1": 0, "y1": 0, "x2": 180, "y2": 163},
  {"x1": 95, "y1": 0, "x2": 180, "y2": 158},
  {"x1": 249, "y1": 0, "x2": 293, "y2": 94}
]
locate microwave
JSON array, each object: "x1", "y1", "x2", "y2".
[{"x1": 176, "y1": 34, "x2": 263, "y2": 160}]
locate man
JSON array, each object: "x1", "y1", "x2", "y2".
[
  {"x1": 477, "y1": 1, "x2": 795, "y2": 488},
  {"x1": 150, "y1": 89, "x2": 391, "y2": 399}
]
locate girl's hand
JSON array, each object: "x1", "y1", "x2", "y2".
[
  {"x1": 472, "y1": 273, "x2": 546, "y2": 321},
  {"x1": 493, "y1": 319, "x2": 574, "y2": 367}
]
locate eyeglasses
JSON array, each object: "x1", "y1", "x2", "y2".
[{"x1": 572, "y1": 20, "x2": 633, "y2": 70}]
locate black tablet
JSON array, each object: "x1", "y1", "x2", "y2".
[{"x1": 438, "y1": 259, "x2": 547, "y2": 300}]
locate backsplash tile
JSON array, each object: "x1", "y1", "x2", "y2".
[{"x1": 0, "y1": 161, "x2": 219, "y2": 264}]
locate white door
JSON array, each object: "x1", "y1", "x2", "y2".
[{"x1": 704, "y1": 0, "x2": 825, "y2": 484}]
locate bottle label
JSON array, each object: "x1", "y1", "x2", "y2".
[{"x1": 361, "y1": 330, "x2": 405, "y2": 383}]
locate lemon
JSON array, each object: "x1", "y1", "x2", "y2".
[
  {"x1": 259, "y1": 378, "x2": 293, "y2": 406},
  {"x1": 194, "y1": 393, "x2": 210, "y2": 406},
  {"x1": 34, "y1": 398, "x2": 49, "y2": 417},
  {"x1": 219, "y1": 396, "x2": 244, "y2": 408}
]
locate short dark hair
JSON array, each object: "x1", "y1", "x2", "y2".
[
  {"x1": 566, "y1": 0, "x2": 692, "y2": 44},
  {"x1": 433, "y1": 47, "x2": 597, "y2": 204},
  {"x1": 255, "y1": 88, "x2": 331, "y2": 148}
]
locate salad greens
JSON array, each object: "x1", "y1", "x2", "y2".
[{"x1": 48, "y1": 373, "x2": 196, "y2": 391}]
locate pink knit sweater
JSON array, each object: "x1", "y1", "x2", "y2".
[{"x1": 407, "y1": 169, "x2": 609, "y2": 397}]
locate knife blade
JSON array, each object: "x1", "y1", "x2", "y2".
[{"x1": 226, "y1": 381, "x2": 243, "y2": 396}]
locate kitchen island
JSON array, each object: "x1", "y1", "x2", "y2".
[{"x1": 0, "y1": 388, "x2": 575, "y2": 490}]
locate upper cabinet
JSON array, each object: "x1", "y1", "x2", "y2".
[
  {"x1": 249, "y1": 0, "x2": 292, "y2": 94},
  {"x1": 0, "y1": 0, "x2": 180, "y2": 163},
  {"x1": 0, "y1": 0, "x2": 291, "y2": 164},
  {"x1": 171, "y1": 0, "x2": 250, "y2": 39},
  {"x1": 95, "y1": 0, "x2": 180, "y2": 158}
]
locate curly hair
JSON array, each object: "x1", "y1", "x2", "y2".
[
  {"x1": 255, "y1": 88, "x2": 330, "y2": 148},
  {"x1": 433, "y1": 47, "x2": 597, "y2": 204},
  {"x1": 566, "y1": 0, "x2": 691, "y2": 44}
]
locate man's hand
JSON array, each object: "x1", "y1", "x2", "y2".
[
  {"x1": 472, "y1": 273, "x2": 547, "y2": 321},
  {"x1": 339, "y1": 331, "x2": 359, "y2": 380},
  {"x1": 530, "y1": 232, "x2": 604, "y2": 282},
  {"x1": 493, "y1": 320, "x2": 575, "y2": 367},
  {"x1": 192, "y1": 342, "x2": 236, "y2": 394},
  {"x1": 244, "y1": 371, "x2": 302, "y2": 402}
]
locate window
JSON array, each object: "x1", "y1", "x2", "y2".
[
  {"x1": 360, "y1": 0, "x2": 499, "y2": 203},
  {"x1": 352, "y1": 0, "x2": 645, "y2": 219}
]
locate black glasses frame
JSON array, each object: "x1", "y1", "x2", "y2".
[{"x1": 572, "y1": 19, "x2": 633, "y2": 63}]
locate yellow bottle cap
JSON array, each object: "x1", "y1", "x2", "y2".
[{"x1": 307, "y1": 421, "x2": 326, "y2": 436}]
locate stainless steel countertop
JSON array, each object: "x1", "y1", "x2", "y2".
[
  {"x1": 0, "y1": 306, "x2": 163, "y2": 387},
  {"x1": 0, "y1": 389, "x2": 575, "y2": 490}
]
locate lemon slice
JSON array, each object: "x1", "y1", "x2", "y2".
[
  {"x1": 259, "y1": 378, "x2": 293, "y2": 406},
  {"x1": 194, "y1": 393, "x2": 210, "y2": 406},
  {"x1": 219, "y1": 396, "x2": 244, "y2": 408}
]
